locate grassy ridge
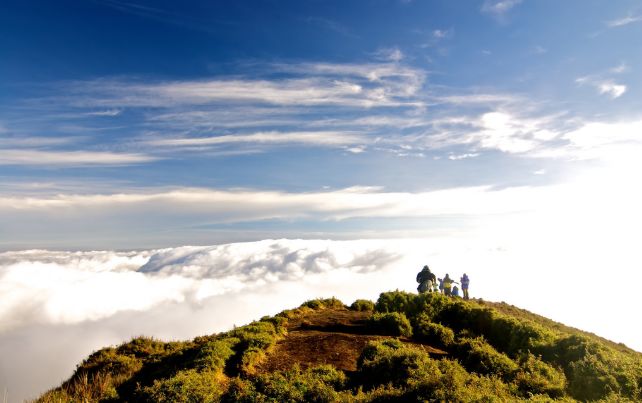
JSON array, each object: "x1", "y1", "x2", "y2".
[{"x1": 36, "y1": 294, "x2": 642, "y2": 402}]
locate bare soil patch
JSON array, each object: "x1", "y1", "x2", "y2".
[{"x1": 258, "y1": 308, "x2": 446, "y2": 373}]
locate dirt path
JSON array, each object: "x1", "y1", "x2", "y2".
[{"x1": 259, "y1": 308, "x2": 446, "y2": 373}]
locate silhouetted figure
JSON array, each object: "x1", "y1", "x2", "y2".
[
  {"x1": 416, "y1": 265, "x2": 436, "y2": 294},
  {"x1": 452, "y1": 285, "x2": 460, "y2": 297},
  {"x1": 438, "y1": 278, "x2": 444, "y2": 294},
  {"x1": 442, "y1": 274, "x2": 459, "y2": 296},
  {"x1": 460, "y1": 273, "x2": 470, "y2": 300}
]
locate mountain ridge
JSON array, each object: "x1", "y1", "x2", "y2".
[{"x1": 36, "y1": 291, "x2": 642, "y2": 402}]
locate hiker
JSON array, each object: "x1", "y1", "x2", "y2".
[
  {"x1": 460, "y1": 273, "x2": 470, "y2": 300},
  {"x1": 452, "y1": 285, "x2": 460, "y2": 297},
  {"x1": 432, "y1": 280, "x2": 439, "y2": 293},
  {"x1": 442, "y1": 274, "x2": 458, "y2": 296},
  {"x1": 437, "y1": 277, "x2": 444, "y2": 294},
  {"x1": 416, "y1": 265, "x2": 436, "y2": 294}
]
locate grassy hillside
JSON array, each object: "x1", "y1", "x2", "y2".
[{"x1": 37, "y1": 292, "x2": 642, "y2": 402}]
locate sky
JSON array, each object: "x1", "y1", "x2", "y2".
[{"x1": 1, "y1": 0, "x2": 642, "y2": 400}]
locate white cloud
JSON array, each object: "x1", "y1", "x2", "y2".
[
  {"x1": 1, "y1": 182, "x2": 588, "y2": 249},
  {"x1": 418, "y1": 28, "x2": 453, "y2": 48},
  {"x1": 606, "y1": 14, "x2": 642, "y2": 27},
  {"x1": 432, "y1": 29, "x2": 450, "y2": 39},
  {"x1": 471, "y1": 112, "x2": 541, "y2": 153},
  {"x1": 346, "y1": 146, "x2": 366, "y2": 154},
  {"x1": 0, "y1": 185, "x2": 554, "y2": 223},
  {"x1": 448, "y1": 153, "x2": 479, "y2": 160},
  {"x1": 481, "y1": 0, "x2": 523, "y2": 16},
  {"x1": 576, "y1": 76, "x2": 627, "y2": 99},
  {"x1": 373, "y1": 47, "x2": 404, "y2": 62},
  {"x1": 560, "y1": 120, "x2": 642, "y2": 160},
  {"x1": 0, "y1": 136, "x2": 78, "y2": 147},
  {"x1": 64, "y1": 62, "x2": 425, "y2": 109},
  {"x1": 433, "y1": 93, "x2": 519, "y2": 105},
  {"x1": 85, "y1": 109, "x2": 122, "y2": 116},
  {"x1": 0, "y1": 240, "x2": 402, "y2": 331},
  {"x1": 430, "y1": 111, "x2": 562, "y2": 155},
  {"x1": 610, "y1": 63, "x2": 629, "y2": 74},
  {"x1": 148, "y1": 131, "x2": 366, "y2": 148},
  {"x1": 597, "y1": 81, "x2": 627, "y2": 98},
  {"x1": 0, "y1": 149, "x2": 157, "y2": 166}
]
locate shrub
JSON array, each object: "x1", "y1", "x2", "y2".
[
  {"x1": 260, "y1": 315, "x2": 289, "y2": 335},
  {"x1": 116, "y1": 337, "x2": 188, "y2": 360},
  {"x1": 193, "y1": 337, "x2": 239, "y2": 372},
  {"x1": 541, "y1": 335, "x2": 642, "y2": 400},
  {"x1": 78, "y1": 347, "x2": 143, "y2": 380},
  {"x1": 357, "y1": 339, "x2": 438, "y2": 388},
  {"x1": 375, "y1": 290, "x2": 420, "y2": 316},
  {"x1": 357, "y1": 340, "x2": 516, "y2": 401},
  {"x1": 300, "y1": 297, "x2": 346, "y2": 310},
  {"x1": 224, "y1": 365, "x2": 345, "y2": 402},
  {"x1": 408, "y1": 359, "x2": 515, "y2": 402},
  {"x1": 137, "y1": 369, "x2": 226, "y2": 402},
  {"x1": 350, "y1": 299, "x2": 375, "y2": 312},
  {"x1": 452, "y1": 337, "x2": 519, "y2": 380},
  {"x1": 514, "y1": 353, "x2": 566, "y2": 398},
  {"x1": 367, "y1": 312, "x2": 413, "y2": 337},
  {"x1": 230, "y1": 320, "x2": 279, "y2": 350},
  {"x1": 413, "y1": 314, "x2": 455, "y2": 349},
  {"x1": 239, "y1": 347, "x2": 266, "y2": 375}
]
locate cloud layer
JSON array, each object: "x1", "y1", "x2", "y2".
[{"x1": 0, "y1": 240, "x2": 403, "y2": 331}]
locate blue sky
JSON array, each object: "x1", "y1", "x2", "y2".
[{"x1": 1, "y1": 0, "x2": 642, "y2": 248}]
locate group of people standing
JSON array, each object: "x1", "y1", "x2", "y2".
[{"x1": 416, "y1": 265, "x2": 470, "y2": 300}]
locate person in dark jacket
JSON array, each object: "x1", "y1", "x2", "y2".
[
  {"x1": 416, "y1": 265, "x2": 436, "y2": 293},
  {"x1": 460, "y1": 273, "x2": 470, "y2": 300}
]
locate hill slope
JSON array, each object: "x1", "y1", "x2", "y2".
[{"x1": 37, "y1": 292, "x2": 642, "y2": 402}]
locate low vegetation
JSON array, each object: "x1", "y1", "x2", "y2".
[
  {"x1": 36, "y1": 293, "x2": 642, "y2": 402},
  {"x1": 366, "y1": 312, "x2": 413, "y2": 337}
]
